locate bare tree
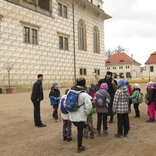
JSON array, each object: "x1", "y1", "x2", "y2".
[
  {"x1": 105, "y1": 46, "x2": 129, "y2": 59},
  {"x1": 5, "y1": 63, "x2": 14, "y2": 88}
]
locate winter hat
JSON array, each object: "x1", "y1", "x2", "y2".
[
  {"x1": 100, "y1": 83, "x2": 108, "y2": 90},
  {"x1": 133, "y1": 84, "x2": 140, "y2": 89},
  {"x1": 118, "y1": 79, "x2": 126, "y2": 86},
  {"x1": 77, "y1": 77, "x2": 86, "y2": 87},
  {"x1": 52, "y1": 83, "x2": 58, "y2": 87},
  {"x1": 153, "y1": 82, "x2": 156, "y2": 87},
  {"x1": 147, "y1": 81, "x2": 153, "y2": 87},
  {"x1": 125, "y1": 81, "x2": 129, "y2": 85},
  {"x1": 106, "y1": 71, "x2": 112, "y2": 76}
]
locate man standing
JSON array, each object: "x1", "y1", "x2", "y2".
[
  {"x1": 31, "y1": 74, "x2": 46, "y2": 127},
  {"x1": 98, "y1": 71, "x2": 118, "y2": 123}
]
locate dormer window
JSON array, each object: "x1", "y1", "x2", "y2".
[{"x1": 119, "y1": 60, "x2": 124, "y2": 62}]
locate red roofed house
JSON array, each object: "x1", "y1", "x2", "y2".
[
  {"x1": 105, "y1": 53, "x2": 141, "y2": 78},
  {"x1": 144, "y1": 52, "x2": 156, "y2": 77}
]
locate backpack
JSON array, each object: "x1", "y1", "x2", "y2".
[
  {"x1": 60, "y1": 98, "x2": 68, "y2": 114},
  {"x1": 136, "y1": 91, "x2": 143, "y2": 104},
  {"x1": 65, "y1": 91, "x2": 84, "y2": 112},
  {"x1": 95, "y1": 94, "x2": 107, "y2": 107}
]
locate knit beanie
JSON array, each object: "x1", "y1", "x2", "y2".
[
  {"x1": 77, "y1": 77, "x2": 86, "y2": 87},
  {"x1": 147, "y1": 81, "x2": 153, "y2": 87},
  {"x1": 118, "y1": 79, "x2": 126, "y2": 86},
  {"x1": 100, "y1": 83, "x2": 108, "y2": 90},
  {"x1": 52, "y1": 83, "x2": 58, "y2": 87},
  {"x1": 133, "y1": 84, "x2": 140, "y2": 89}
]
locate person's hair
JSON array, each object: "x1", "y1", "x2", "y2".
[
  {"x1": 38, "y1": 74, "x2": 43, "y2": 78},
  {"x1": 133, "y1": 88, "x2": 141, "y2": 92},
  {"x1": 65, "y1": 89, "x2": 69, "y2": 95}
]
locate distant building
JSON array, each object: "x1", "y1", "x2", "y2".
[
  {"x1": 143, "y1": 52, "x2": 156, "y2": 78},
  {"x1": 105, "y1": 53, "x2": 141, "y2": 78},
  {"x1": 0, "y1": 0, "x2": 111, "y2": 89}
]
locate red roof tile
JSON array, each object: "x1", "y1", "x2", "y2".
[
  {"x1": 105, "y1": 53, "x2": 141, "y2": 65},
  {"x1": 145, "y1": 51, "x2": 156, "y2": 64}
]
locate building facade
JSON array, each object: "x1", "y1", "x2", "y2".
[
  {"x1": 0, "y1": 0, "x2": 111, "y2": 91},
  {"x1": 105, "y1": 53, "x2": 141, "y2": 79}
]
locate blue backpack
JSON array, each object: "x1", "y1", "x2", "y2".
[
  {"x1": 95, "y1": 94, "x2": 107, "y2": 107},
  {"x1": 60, "y1": 98, "x2": 68, "y2": 114},
  {"x1": 65, "y1": 91, "x2": 84, "y2": 112}
]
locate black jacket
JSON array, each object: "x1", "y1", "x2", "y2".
[
  {"x1": 31, "y1": 80, "x2": 44, "y2": 101},
  {"x1": 149, "y1": 88, "x2": 156, "y2": 104}
]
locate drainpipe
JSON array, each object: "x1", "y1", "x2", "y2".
[{"x1": 72, "y1": 3, "x2": 76, "y2": 85}]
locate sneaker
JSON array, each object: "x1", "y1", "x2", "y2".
[
  {"x1": 63, "y1": 136, "x2": 67, "y2": 141},
  {"x1": 97, "y1": 130, "x2": 101, "y2": 136},
  {"x1": 103, "y1": 130, "x2": 109, "y2": 136},
  {"x1": 77, "y1": 146, "x2": 86, "y2": 153},
  {"x1": 83, "y1": 128, "x2": 88, "y2": 138},
  {"x1": 66, "y1": 137, "x2": 72, "y2": 142},
  {"x1": 114, "y1": 134, "x2": 123, "y2": 139},
  {"x1": 90, "y1": 131, "x2": 94, "y2": 139},
  {"x1": 123, "y1": 133, "x2": 128, "y2": 137}
]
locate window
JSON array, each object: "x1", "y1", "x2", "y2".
[
  {"x1": 95, "y1": 69, "x2": 100, "y2": 75},
  {"x1": 126, "y1": 66, "x2": 130, "y2": 69},
  {"x1": 58, "y1": 3, "x2": 67, "y2": 18},
  {"x1": 113, "y1": 67, "x2": 116, "y2": 70},
  {"x1": 93, "y1": 26, "x2": 100, "y2": 53},
  {"x1": 80, "y1": 68, "x2": 87, "y2": 75},
  {"x1": 119, "y1": 66, "x2": 123, "y2": 69},
  {"x1": 59, "y1": 36, "x2": 69, "y2": 50},
  {"x1": 24, "y1": 27, "x2": 30, "y2": 43},
  {"x1": 107, "y1": 67, "x2": 110, "y2": 70},
  {"x1": 78, "y1": 20, "x2": 87, "y2": 51},
  {"x1": 21, "y1": 21, "x2": 39, "y2": 44},
  {"x1": 150, "y1": 66, "x2": 154, "y2": 72}
]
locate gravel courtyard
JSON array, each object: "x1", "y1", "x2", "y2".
[{"x1": 0, "y1": 84, "x2": 156, "y2": 156}]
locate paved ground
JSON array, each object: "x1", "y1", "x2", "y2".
[{"x1": 0, "y1": 84, "x2": 156, "y2": 156}]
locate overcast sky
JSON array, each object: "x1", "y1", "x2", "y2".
[{"x1": 103, "y1": 0, "x2": 156, "y2": 66}]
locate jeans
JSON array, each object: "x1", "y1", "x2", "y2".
[
  {"x1": 31, "y1": 100, "x2": 42, "y2": 126},
  {"x1": 117, "y1": 113, "x2": 129, "y2": 135},
  {"x1": 134, "y1": 103, "x2": 140, "y2": 116},
  {"x1": 97, "y1": 113, "x2": 108, "y2": 131},
  {"x1": 63, "y1": 120, "x2": 72, "y2": 138}
]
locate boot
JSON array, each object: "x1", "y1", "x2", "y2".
[
  {"x1": 109, "y1": 116, "x2": 114, "y2": 123},
  {"x1": 146, "y1": 118, "x2": 154, "y2": 122}
]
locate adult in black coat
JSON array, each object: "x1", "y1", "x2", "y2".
[
  {"x1": 98, "y1": 71, "x2": 118, "y2": 123},
  {"x1": 31, "y1": 74, "x2": 46, "y2": 127}
]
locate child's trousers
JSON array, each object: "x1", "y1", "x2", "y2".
[
  {"x1": 148, "y1": 102, "x2": 155, "y2": 118},
  {"x1": 63, "y1": 119, "x2": 72, "y2": 138},
  {"x1": 97, "y1": 113, "x2": 108, "y2": 131}
]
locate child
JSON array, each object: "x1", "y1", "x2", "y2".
[
  {"x1": 113, "y1": 79, "x2": 130, "y2": 138},
  {"x1": 94, "y1": 83, "x2": 110, "y2": 136},
  {"x1": 130, "y1": 84, "x2": 141, "y2": 118},
  {"x1": 83, "y1": 84, "x2": 97, "y2": 139},
  {"x1": 59, "y1": 89, "x2": 72, "y2": 141},
  {"x1": 49, "y1": 83, "x2": 60, "y2": 122},
  {"x1": 146, "y1": 82, "x2": 156, "y2": 122}
]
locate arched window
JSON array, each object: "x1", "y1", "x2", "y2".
[
  {"x1": 78, "y1": 20, "x2": 87, "y2": 51},
  {"x1": 93, "y1": 26, "x2": 100, "y2": 53}
]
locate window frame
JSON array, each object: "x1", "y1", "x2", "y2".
[
  {"x1": 57, "y1": 32, "x2": 70, "y2": 50},
  {"x1": 58, "y1": 2, "x2": 68, "y2": 18},
  {"x1": 78, "y1": 20, "x2": 87, "y2": 51},
  {"x1": 80, "y1": 68, "x2": 87, "y2": 76},
  {"x1": 95, "y1": 69, "x2": 100, "y2": 75},
  {"x1": 93, "y1": 26, "x2": 100, "y2": 54},
  {"x1": 150, "y1": 66, "x2": 154, "y2": 72},
  {"x1": 21, "y1": 21, "x2": 40, "y2": 45}
]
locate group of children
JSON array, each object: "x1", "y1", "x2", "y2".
[{"x1": 48, "y1": 78, "x2": 156, "y2": 152}]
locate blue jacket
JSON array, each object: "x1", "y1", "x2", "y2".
[{"x1": 49, "y1": 87, "x2": 60, "y2": 105}]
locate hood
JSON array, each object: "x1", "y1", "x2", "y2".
[
  {"x1": 96, "y1": 89, "x2": 108, "y2": 96},
  {"x1": 70, "y1": 87, "x2": 84, "y2": 94},
  {"x1": 118, "y1": 86, "x2": 128, "y2": 93}
]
